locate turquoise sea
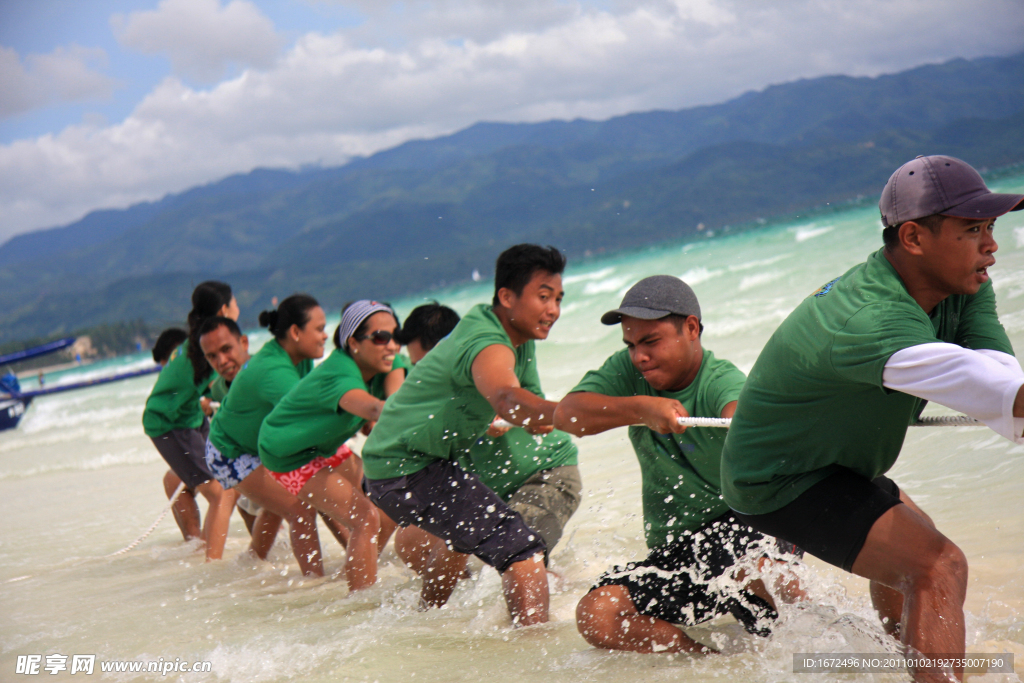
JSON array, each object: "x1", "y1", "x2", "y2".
[{"x1": 2, "y1": 174, "x2": 1023, "y2": 682}]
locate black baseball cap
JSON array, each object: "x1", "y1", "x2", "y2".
[
  {"x1": 880, "y1": 155, "x2": 1024, "y2": 228},
  {"x1": 601, "y1": 275, "x2": 701, "y2": 325}
]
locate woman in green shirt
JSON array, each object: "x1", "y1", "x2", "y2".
[
  {"x1": 204, "y1": 294, "x2": 329, "y2": 575},
  {"x1": 143, "y1": 281, "x2": 238, "y2": 548},
  {"x1": 258, "y1": 301, "x2": 409, "y2": 592}
]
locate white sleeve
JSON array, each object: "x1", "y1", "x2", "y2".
[
  {"x1": 977, "y1": 348, "x2": 1024, "y2": 377},
  {"x1": 882, "y1": 342, "x2": 1024, "y2": 444}
]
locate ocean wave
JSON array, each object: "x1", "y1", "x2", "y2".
[
  {"x1": 563, "y1": 267, "x2": 616, "y2": 285},
  {"x1": 679, "y1": 267, "x2": 724, "y2": 285},
  {"x1": 793, "y1": 225, "x2": 835, "y2": 242},
  {"x1": 727, "y1": 254, "x2": 791, "y2": 272},
  {"x1": 0, "y1": 448, "x2": 160, "y2": 480},
  {"x1": 708, "y1": 305, "x2": 793, "y2": 336},
  {"x1": 739, "y1": 271, "x2": 785, "y2": 291},
  {"x1": 18, "y1": 403, "x2": 142, "y2": 434},
  {"x1": 582, "y1": 275, "x2": 634, "y2": 295}
]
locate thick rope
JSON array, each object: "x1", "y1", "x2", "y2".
[
  {"x1": 495, "y1": 414, "x2": 983, "y2": 430},
  {"x1": 107, "y1": 482, "x2": 186, "y2": 557}
]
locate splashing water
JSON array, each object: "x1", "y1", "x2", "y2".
[{"x1": 2, "y1": 176, "x2": 1023, "y2": 682}]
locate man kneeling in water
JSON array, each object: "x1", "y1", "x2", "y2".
[
  {"x1": 362, "y1": 244, "x2": 567, "y2": 626},
  {"x1": 391, "y1": 302, "x2": 583, "y2": 607},
  {"x1": 555, "y1": 276, "x2": 803, "y2": 653}
]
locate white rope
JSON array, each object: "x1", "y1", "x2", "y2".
[
  {"x1": 495, "y1": 414, "x2": 983, "y2": 430},
  {"x1": 107, "y1": 482, "x2": 186, "y2": 557}
]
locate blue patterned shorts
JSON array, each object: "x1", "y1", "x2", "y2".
[{"x1": 205, "y1": 440, "x2": 261, "y2": 490}]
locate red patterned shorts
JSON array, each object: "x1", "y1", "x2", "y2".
[{"x1": 269, "y1": 444, "x2": 355, "y2": 496}]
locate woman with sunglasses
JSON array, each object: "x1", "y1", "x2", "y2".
[
  {"x1": 203, "y1": 294, "x2": 329, "y2": 575},
  {"x1": 258, "y1": 301, "x2": 410, "y2": 591}
]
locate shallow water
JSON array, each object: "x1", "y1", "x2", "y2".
[{"x1": 2, "y1": 177, "x2": 1023, "y2": 682}]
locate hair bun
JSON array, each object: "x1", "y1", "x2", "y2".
[{"x1": 258, "y1": 309, "x2": 279, "y2": 332}]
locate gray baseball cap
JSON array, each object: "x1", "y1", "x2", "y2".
[
  {"x1": 601, "y1": 275, "x2": 701, "y2": 325},
  {"x1": 880, "y1": 155, "x2": 1024, "y2": 228}
]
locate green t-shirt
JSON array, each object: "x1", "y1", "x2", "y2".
[
  {"x1": 362, "y1": 304, "x2": 542, "y2": 480},
  {"x1": 142, "y1": 342, "x2": 217, "y2": 437},
  {"x1": 572, "y1": 348, "x2": 745, "y2": 547},
  {"x1": 459, "y1": 429, "x2": 577, "y2": 501},
  {"x1": 209, "y1": 339, "x2": 313, "y2": 460},
  {"x1": 721, "y1": 248, "x2": 1014, "y2": 516},
  {"x1": 209, "y1": 375, "x2": 230, "y2": 403},
  {"x1": 258, "y1": 348, "x2": 411, "y2": 473}
]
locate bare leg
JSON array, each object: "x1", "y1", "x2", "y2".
[
  {"x1": 237, "y1": 467, "x2": 323, "y2": 577},
  {"x1": 236, "y1": 506, "x2": 256, "y2": 534},
  {"x1": 163, "y1": 470, "x2": 201, "y2": 541},
  {"x1": 395, "y1": 525, "x2": 469, "y2": 608},
  {"x1": 203, "y1": 484, "x2": 239, "y2": 561},
  {"x1": 335, "y1": 454, "x2": 396, "y2": 554},
  {"x1": 318, "y1": 511, "x2": 350, "y2": 550},
  {"x1": 195, "y1": 479, "x2": 231, "y2": 559},
  {"x1": 500, "y1": 553, "x2": 549, "y2": 627},
  {"x1": 395, "y1": 525, "x2": 435, "y2": 574},
  {"x1": 248, "y1": 509, "x2": 283, "y2": 559},
  {"x1": 576, "y1": 585, "x2": 714, "y2": 653},
  {"x1": 376, "y1": 509, "x2": 398, "y2": 555},
  {"x1": 851, "y1": 503, "x2": 968, "y2": 682},
  {"x1": 299, "y1": 468, "x2": 380, "y2": 591},
  {"x1": 869, "y1": 490, "x2": 937, "y2": 640},
  {"x1": 735, "y1": 556, "x2": 806, "y2": 607}
]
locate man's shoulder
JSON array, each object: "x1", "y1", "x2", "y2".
[
  {"x1": 571, "y1": 347, "x2": 641, "y2": 395},
  {"x1": 695, "y1": 350, "x2": 744, "y2": 384}
]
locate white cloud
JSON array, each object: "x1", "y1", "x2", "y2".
[
  {"x1": 1, "y1": 0, "x2": 1023, "y2": 242},
  {"x1": 112, "y1": 0, "x2": 282, "y2": 83},
  {"x1": 0, "y1": 45, "x2": 116, "y2": 119}
]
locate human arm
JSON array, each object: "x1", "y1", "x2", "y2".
[
  {"x1": 471, "y1": 344, "x2": 556, "y2": 435},
  {"x1": 382, "y1": 366, "x2": 406, "y2": 398},
  {"x1": 338, "y1": 389, "x2": 386, "y2": 423},
  {"x1": 553, "y1": 392, "x2": 689, "y2": 436},
  {"x1": 882, "y1": 343, "x2": 1024, "y2": 442},
  {"x1": 720, "y1": 400, "x2": 737, "y2": 419}
]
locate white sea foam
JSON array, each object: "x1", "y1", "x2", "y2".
[
  {"x1": 583, "y1": 275, "x2": 634, "y2": 295},
  {"x1": 726, "y1": 254, "x2": 791, "y2": 272},
  {"x1": 738, "y1": 270, "x2": 785, "y2": 291},
  {"x1": 563, "y1": 267, "x2": 616, "y2": 285},
  {"x1": 793, "y1": 224, "x2": 835, "y2": 242},
  {"x1": 679, "y1": 267, "x2": 724, "y2": 285}
]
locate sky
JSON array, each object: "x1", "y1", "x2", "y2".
[{"x1": 1, "y1": 0, "x2": 1022, "y2": 244}]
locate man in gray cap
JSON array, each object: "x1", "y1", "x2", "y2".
[
  {"x1": 555, "y1": 275, "x2": 804, "y2": 654},
  {"x1": 720, "y1": 155, "x2": 1024, "y2": 680}
]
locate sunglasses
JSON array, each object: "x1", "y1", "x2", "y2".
[{"x1": 354, "y1": 329, "x2": 399, "y2": 345}]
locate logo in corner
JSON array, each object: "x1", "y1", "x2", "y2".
[{"x1": 812, "y1": 276, "x2": 841, "y2": 298}]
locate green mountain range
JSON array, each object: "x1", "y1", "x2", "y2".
[{"x1": 1, "y1": 52, "x2": 1023, "y2": 344}]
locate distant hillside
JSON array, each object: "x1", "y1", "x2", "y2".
[{"x1": 1, "y1": 52, "x2": 1023, "y2": 343}]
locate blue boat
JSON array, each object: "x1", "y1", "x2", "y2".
[{"x1": 0, "y1": 338, "x2": 161, "y2": 432}]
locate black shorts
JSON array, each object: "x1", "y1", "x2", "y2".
[
  {"x1": 150, "y1": 419, "x2": 213, "y2": 489},
  {"x1": 733, "y1": 469, "x2": 901, "y2": 573},
  {"x1": 594, "y1": 512, "x2": 800, "y2": 636},
  {"x1": 364, "y1": 459, "x2": 546, "y2": 573}
]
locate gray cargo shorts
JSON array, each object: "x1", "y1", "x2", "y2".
[{"x1": 507, "y1": 464, "x2": 582, "y2": 561}]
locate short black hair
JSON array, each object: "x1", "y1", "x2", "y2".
[
  {"x1": 197, "y1": 316, "x2": 243, "y2": 341},
  {"x1": 492, "y1": 244, "x2": 566, "y2": 307},
  {"x1": 152, "y1": 328, "x2": 188, "y2": 364},
  {"x1": 664, "y1": 314, "x2": 704, "y2": 337},
  {"x1": 882, "y1": 213, "x2": 944, "y2": 250},
  {"x1": 394, "y1": 302, "x2": 460, "y2": 350}
]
